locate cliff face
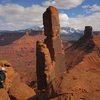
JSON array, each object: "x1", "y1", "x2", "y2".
[
  {"x1": 47, "y1": 31, "x2": 100, "y2": 100},
  {"x1": 65, "y1": 26, "x2": 95, "y2": 70}
]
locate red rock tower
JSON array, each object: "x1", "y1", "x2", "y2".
[
  {"x1": 36, "y1": 6, "x2": 66, "y2": 91},
  {"x1": 43, "y1": 6, "x2": 66, "y2": 80},
  {"x1": 36, "y1": 41, "x2": 48, "y2": 90}
]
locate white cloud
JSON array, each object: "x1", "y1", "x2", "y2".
[
  {"x1": 43, "y1": 0, "x2": 84, "y2": 9},
  {"x1": 62, "y1": 12, "x2": 100, "y2": 31},
  {"x1": 59, "y1": 13, "x2": 69, "y2": 27},
  {"x1": 0, "y1": 4, "x2": 46, "y2": 30},
  {"x1": 82, "y1": 4, "x2": 100, "y2": 12},
  {"x1": 0, "y1": 3, "x2": 99, "y2": 31}
]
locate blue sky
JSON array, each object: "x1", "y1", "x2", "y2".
[{"x1": 0, "y1": 0, "x2": 100, "y2": 30}]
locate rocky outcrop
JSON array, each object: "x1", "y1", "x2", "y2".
[
  {"x1": 7, "y1": 65, "x2": 36, "y2": 100},
  {"x1": 74, "y1": 26, "x2": 94, "y2": 48},
  {"x1": 65, "y1": 26, "x2": 95, "y2": 70},
  {"x1": 84, "y1": 26, "x2": 92, "y2": 37},
  {"x1": 47, "y1": 30, "x2": 100, "y2": 100},
  {"x1": 36, "y1": 6, "x2": 66, "y2": 91},
  {"x1": 43, "y1": 6, "x2": 66, "y2": 80},
  {"x1": 0, "y1": 60, "x2": 11, "y2": 67},
  {"x1": 36, "y1": 41, "x2": 51, "y2": 90},
  {"x1": 50, "y1": 47, "x2": 100, "y2": 100},
  {"x1": 0, "y1": 89, "x2": 10, "y2": 100},
  {"x1": 0, "y1": 60, "x2": 36, "y2": 100},
  {"x1": 9, "y1": 79, "x2": 36, "y2": 100}
]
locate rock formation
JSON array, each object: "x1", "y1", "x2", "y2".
[
  {"x1": 43, "y1": 6, "x2": 60, "y2": 38},
  {"x1": 9, "y1": 78, "x2": 36, "y2": 100},
  {"x1": 0, "y1": 60, "x2": 11, "y2": 67},
  {"x1": 0, "y1": 89, "x2": 10, "y2": 100},
  {"x1": 49, "y1": 34, "x2": 100, "y2": 100},
  {"x1": 65, "y1": 26, "x2": 95, "y2": 70},
  {"x1": 0, "y1": 60, "x2": 36, "y2": 100},
  {"x1": 36, "y1": 41, "x2": 51, "y2": 90},
  {"x1": 43, "y1": 6, "x2": 66, "y2": 79},
  {"x1": 74, "y1": 26, "x2": 94, "y2": 48},
  {"x1": 36, "y1": 6, "x2": 66, "y2": 91},
  {"x1": 84, "y1": 26, "x2": 92, "y2": 37}
]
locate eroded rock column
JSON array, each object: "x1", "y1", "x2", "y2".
[
  {"x1": 36, "y1": 41, "x2": 48, "y2": 90},
  {"x1": 43, "y1": 6, "x2": 66, "y2": 80},
  {"x1": 36, "y1": 6, "x2": 66, "y2": 91}
]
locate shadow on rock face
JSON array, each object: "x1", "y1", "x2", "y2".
[
  {"x1": 9, "y1": 95, "x2": 37, "y2": 100},
  {"x1": 27, "y1": 96, "x2": 37, "y2": 100},
  {"x1": 9, "y1": 95, "x2": 17, "y2": 100},
  {"x1": 0, "y1": 82, "x2": 4, "y2": 88}
]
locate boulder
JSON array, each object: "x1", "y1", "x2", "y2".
[
  {"x1": 0, "y1": 60, "x2": 36, "y2": 100},
  {"x1": 8, "y1": 75, "x2": 36, "y2": 100},
  {"x1": 0, "y1": 89, "x2": 10, "y2": 100},
  {"x1": 0, "y1": 60, "x2": 11, "y2": 67},
  {"x1": 5, "y1": 66, "x2": 17, "y2": 91}
]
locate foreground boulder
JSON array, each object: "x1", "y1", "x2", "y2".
[
  {"x1": 0, "y1": 89, "x2": 10, "y2": 100},
  {"x1": 9, "y1": 79, "x2": 36, "y2": 100},
  {"x1": 0, "y1": 60, "x2": 11, "y2": 67},
  {"x1": 0, "y1": 60, "x2": 36, "y2": 100}
]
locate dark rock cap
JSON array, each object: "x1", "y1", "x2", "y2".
[{"x1": 84, "y1": 26, "x2": 92, "y2": 36}]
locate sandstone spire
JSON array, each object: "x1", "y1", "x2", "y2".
[
  {"x1": 36, "y1": 6, "x2": 66, "y2": 91},
  {"x1": 43, "y1": 6, "x2": 66, "y2": 79},
  {"x1": 36, "y1": 41, "x2": 48, "y2": 90}
]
